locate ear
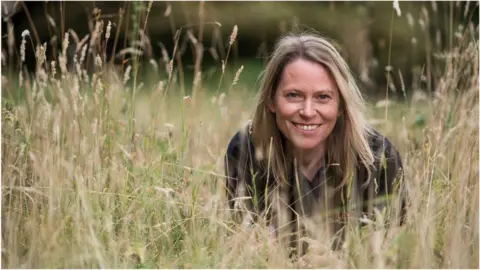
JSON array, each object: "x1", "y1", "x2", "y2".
[{"x1": 268, "y1": 101, "x2": 276, "y2": 113}]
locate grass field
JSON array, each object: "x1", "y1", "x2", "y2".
[{"x1": 1, "y1": 3, "x2": 479, "y2": 268}]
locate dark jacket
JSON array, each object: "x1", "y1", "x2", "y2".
[{"x1": 224, "y1": 125, "x2": 406, "y2": 255}]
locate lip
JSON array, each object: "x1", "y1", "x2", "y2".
[
  {"x1": 291, "y1": 122, "x2": 321, "y2": 133},
  {"x1": 292, "y1": 122, "x2": 321, "y2": 126}
]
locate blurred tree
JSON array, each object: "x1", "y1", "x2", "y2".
[{"x1": 2, "y1": 1, "x2": 478, "y2": 97}]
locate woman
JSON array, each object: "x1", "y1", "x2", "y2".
[{"x1": 224, "y1": 33, "x2": 406, "y2": 257}]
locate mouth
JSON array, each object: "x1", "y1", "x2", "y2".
[{"x1": 292, "y1": 122, "x2": 320, "y2": 131}]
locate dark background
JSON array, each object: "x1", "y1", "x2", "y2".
[{"x1": 2, "y1": 1, "x2": 478, "y2": 98}]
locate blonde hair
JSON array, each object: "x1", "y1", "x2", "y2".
[{"x1": 251, "y1": 33, "x2": 374, "y2": 190}]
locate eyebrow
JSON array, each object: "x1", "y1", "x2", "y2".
[
  {"x1": 282, "y1": 88, "x2": 335, "y2": 95},
  {"x1": 314, "y1": 89, "x2": 335, "y2": 94}
]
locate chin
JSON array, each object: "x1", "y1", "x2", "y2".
[{"x1": 291, "y1": 140, "x2": 323, "y2": 152}]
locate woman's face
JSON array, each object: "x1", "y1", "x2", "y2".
[{"x1": 269, "y1": 58, "x2": 340, "y2": 154}]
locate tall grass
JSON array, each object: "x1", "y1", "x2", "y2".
[{"x1": 1, "y1": 2, "x2": 478, "y2": 268}]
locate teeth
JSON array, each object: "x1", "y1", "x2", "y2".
[{"x1": 297, "y1": 124, "x2": 318, "y2": 131}]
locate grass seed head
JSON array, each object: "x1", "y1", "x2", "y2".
[
  {"x1": 62, "y1": 32, "x2": 69, "y2": 57},
  {"x1": 229, "y1": 25, "x2": 238, "y2": 46},
  {"x1": 406, "y1": 12, "x2": 414, "y2": 28},
  {"x1": 79, "y1": 44, "x2": 88, "y2": 65},
  {"x1": 123, "y1": 65, "x2": 132, "y2": 85},
  {"x1": 232, "y1": 65, "x2": 244, "y2": 87},
  {"x1": 393, "y1": 0, "x2": 401, "y2": 17},
  {"x1": 20, "y1": 30, "x2": 29, "y2": 62},
  {"x1": 164, "y1": 3, "x2": 171, "y2": 17},
  {"x1": 105, "y1": 20, "x2": 112, "y2": 40},
  {"x1": 167, "y1": 60, "x2": 173, "y2": 80},
  {"x1": 147, "y1": 1, "x2": 153, "y2": 13},
  {"x1": 95, "y1": 54, "x2": 102, "y2": 69},
  {"x1": 149, "y1": 59, "x2": 158, "y2": 72},
  {"x1": 21, "y1": 29, "x2": 30, "y2": 38}
]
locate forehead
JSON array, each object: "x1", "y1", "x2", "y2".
[{"x1": 278, "y1": 58, "x2": 338, "y2": 90}]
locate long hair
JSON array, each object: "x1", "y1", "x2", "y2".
[{"x1": 251, "y1": 33, "x2": 375, "y2": 191}]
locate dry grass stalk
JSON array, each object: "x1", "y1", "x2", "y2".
[{"x1": 0, "y1": 4, "x2": 477, "y2": 269}]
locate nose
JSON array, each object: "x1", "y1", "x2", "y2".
[{"x1": 299, "y1": 100, "x2": 315, "y2": 118}]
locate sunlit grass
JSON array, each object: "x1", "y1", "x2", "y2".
[{"x1": 1, "y1": 2, "x2": 478, "y2": 268}]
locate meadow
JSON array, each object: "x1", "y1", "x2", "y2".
[{"x1": 1, "y1": 2, "x2": 479, "y2": 268}]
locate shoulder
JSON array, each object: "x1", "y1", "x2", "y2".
[
  {"x1": 360, "y1": 129, "x2": 407, "y2": 223},
  {"x1": 368, "y1": 130, "x2": 403, "y2": 182},
  {"x1": 367, "y1": 128, "x2": 401, "y2": 161},
  {"x1": 226, "y1": 130, "x2": 243, "y2": 157},
  {"x1": 365, "y1": 128, "x2": 403, "y2": 180},
  {"x1": 226, "y1": 123, "x2": 255, "y2": 160}
]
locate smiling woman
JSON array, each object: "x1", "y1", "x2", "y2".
[
  {"x1": 269, "y1": 58, "x2": 340, "y2": 181},
  {"x1": 224, "y1": 33, "x2": 406, "y2": 258}
]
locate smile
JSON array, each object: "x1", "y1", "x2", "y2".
[{"x1": 293, "y1": 123, "x2": 320, "y2": 131}]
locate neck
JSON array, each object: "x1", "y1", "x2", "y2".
[{"x1": 288, "y1": 143, "x2": 326, "y2": 179}]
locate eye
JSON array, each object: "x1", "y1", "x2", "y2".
[
  {"x1": 286, "y1": 92, "x2": 301, "y2": 99},
  {"x1": 317, "y1": 94, "x2": 331, "y2": 100}
]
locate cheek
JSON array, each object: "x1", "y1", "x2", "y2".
[
  {"x1": 273, "y1": 99, "x2": 296, "y2": 118},
  {"x1": 325, "y1": 102, "x2": 340, "y2": 121},
  {"x1": 327, "y1": 108, "x2": 339, "y2": 121},
  {"x1": 269, "y1": 94, "x2": 283, "y2": 114},
  {"x1": 321, "y1": 106, "x2": 339, "y2": 123}
]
